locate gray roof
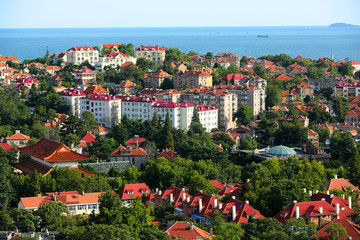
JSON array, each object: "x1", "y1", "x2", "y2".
[
  {"x1": 265, "y1": 145, "x2": 296, "y2": 156},
  {"x1": 82, "y1": 161, "x2": 132, "y2": 174}
]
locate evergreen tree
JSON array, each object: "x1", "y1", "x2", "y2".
[
  {"x1": 191, "y1": 105, "x2": 200, "y2": 124},
  {"x1": 348, "y1": 149, "x2": 360, "y2": 186},
  {"x1": 151, "y1": 112, "x2": 160, "y2": 129},
  {"x1": 0, "y1": 157, "x2": 13, "y2": 211},
  {"x1": 45, "y1": 46, "x2": 49, "y2": 57},
  {"x1": 162, "y1": 113, "x2": 174, "y2": 150}
]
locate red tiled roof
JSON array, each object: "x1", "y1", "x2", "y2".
[
  {"x1": 126, "y1": 138, "x2": 147, "y2": 147},
  {"x1": 82, "y1": 94, "x2": 119, "y2": 101},
  {"x1": 106, "y1": 52, "x2": 129, "y2": 58},
  {"x1": 0, "y1": 56, "x2": 18, "y2": 62},
  {"x1": 79, "y1": 132, "x2": 97, "y2": 145},
  {"x1": 84, "y1": 85, "x2": 108, "y2": 94},
  {"x1": 77, "y1": 67, "x2": 93, "y2": 74},
  {"x1": 136, "y1": 45, "x2": 167, "y2": 51},
  {"x1": 111, "y1": 145, "x2": 147, "y2": 157},
  {"x1": 91, "y1": 126, "x2": 110, "y2": 133},
  {"x1": 314, "y1": 219, "x2": 360, "y2": 240},
  {"x1": 308, "y1": 129, "x2": 319, "y2": 137},
  {"x1": 58, "y1": 88, "x2": 86, "y2": 96},
  {"x1": 19, "y1": 137, "x2": 91, "y2": 162},
  {"x1": 276, "y1": 74, "x2": 293, "y2": 81},
  {"x1": 310, "y1": 192, "x2": 357, "y2": 217},
  {"x1": 221, "y1": 198, "x2": 264, "y2": 224},
  {"x1": 156, "y1": 149, "x2": 180, "y2": 160},
  {"x1": 68, "y1": 46, "x2": 96, "y2": 52},
  {"x1": 298, "y1": 82, "x2": 312, "y2": 89},
  {"x1": 155, "y1": 186, "x2": 191, "y2": 208},
  {"x1": 7, "y1": 132, "x2": 30, "y2": 141},
  {"x1": 118, "y1": 80, "x2": 137, "y2": 88},
  {"x1": 209, "y1": 180, "x2": 224, "y2": 189},
  {"x1": 148, "y1": 70, "x2": 172, "y2": 78},
  {"x1": 0, "y1": 143, "x2": 12, "y2": 151},
  {"x1": 45, "y1": 65, "x2": 61, "y2": 71},
  {"x1": 198, "y1": 105, "x2": 217, "y2": 111},
  {"x1": 165, "y1": 221, "x2": 214, "y2": 240},
  {"x1": 20, "y1": 191, "x2": 103, "y2": 209},
  {"x1": 327, "y1": 178, "x2": 359, "y2": 191},
  {"x1": 120, "y1": 61, "x2": 135, "y2": 68},
  {"x1": 118, "y1": 183, "x2": 150, "y2": 200},
  {"x1": 101, "y1": 44, "x2": 121, "y2": 49},
  {"x1": 221, "y1": 74, "x2": 247, "y2": 81}
]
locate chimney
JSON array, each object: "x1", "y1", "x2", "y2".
[
  {"x1": 341, "y1": 194, "x2": 345, "y2": 199},
  {"x1": 246, "y1": 179, "x2": 250, "y2": 183},
  {"x1": 81, "y1": 191, "x2": 85, "y2": 196},
  {"x1": 334, "y1": 175, "x2": 338, "y2": 179},
  {"x1": 232, "y1": 205, "x2": 236, "y2": 221},
  {"x1": 198, "y1": 199, "x2": 203, "y2": 213},
  {"x1": 245, "y1": 200, "x2": 249, "y2": 205},
  {"x1": 219, "y1": 203, "x2": 223, "y2": 210},
  {"x1": 321, "y1": 198, "x2": 326, "y2": 201},
  {"x1": 170, "y1": 193, "x2": 174, "y2": 203},
  {"x1": 293, "y1": 200, "x2": 297, "y2": 204},
  {"x1": 182, "y1": 188, "x2": 185, "y2": 191},
  {"x1": 187, "y1": 196, "x2": 190, "y2": 203},
  {"x1": 214, "y1": 199, "x2": 218, "y2": 208},
  {"x1": 330, "y1": 194, "x2": 334, "y2": 198},
  {"x1": 295, "y1": 206, "x2": 300, "y2": 219},
  {"x1": 319, "y1": 207, "x2": 323, "y2": 214},
  {"x1": 158, "y1": 190, "x2": 162, "y2": 196},
  {"x1": 232, "y1": 196, "x2": 236, "y2": 199},
  {"x1": 326, "y1": 191, "x2": 330, "y2": 195},
  {"x1": 199, "y1": 190, "x2": 203, "y2": 193},
  {"x1": 348, "y1": 196, "x2": 352, "y2": 209},
  {"x1": 155, "y1": 188, "x2": 159, "y2": 194},
  {"x1": 15, "y1": 130, "x2": 20, "y2": 134},
  {"x1": 182, "y1": 192, "x2": 186, "y2": 201},
  {"x1": 336, "y1": 203, "x2": 340, "y2": 218},
  {"x1": 53, "y1": 194, "x2": 56, "y2": 202},
  {"x1": 303, "y1": 188, "x2": 307, "y2": 193},
  {"x1": 315, "y1": 190, "x2": 319, "y2": 194},
  {"x1": 190, "y1": 222, "x2": 194, "y2": 231},
  {"x1": 309, "y1": 190, "x2": 312, "y2": 196}
]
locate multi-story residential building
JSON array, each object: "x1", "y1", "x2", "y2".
[
  {"x1": 334, "y1": 82, "x2": 360, "y2": 101},
  {"x1": 58, "y1": 88, "x2": 86, "y2": 117},
  {"x1": 118, "y1": 183, "x2": 150, "y2": 207},
  {"x1": 214, "y1": 52, "x2": 240, "y2": 66},
  {"x1": 95, "y1": 52, "x2": 136, "y2": 71},
  {"x1": 135, "y1": 45, "x2": 167, "y2": 66},
  {"x1": 66, "y1": 46, "x2": 99, "y2": 66},
  {"x1": 139, "y1": 89, "x2": 181, "y2": 103},
  {"x1": 143, "y1": 70, "x2": 172, "y2": 89},
  {"x1": 173, "y1": 69, "x2": 213, "y2": 89},
  {"x1": 80, "y1": 94, "x2": 121, "y2": 128},
  {"x1": 18, "y1": 191, "x2": 103, "y2": 215},
  {"x1": 197, "y1": 105, "x2": 218, "y2": 132},
  {"x1": 345, "y1": 107, "x2": 360, "y2": 126},
  {"x1": 119, "y1": 96, "x2": 158, "y2": 122},
  {"x1": 349, "y1": 60, "x2": 360, "y2": 73},
  {"x1": 180, "y1": 87, "x2": 238, "y2": 130},
  {"x1": 75, "y1": 67, "x2": 95, "y2": 85}
]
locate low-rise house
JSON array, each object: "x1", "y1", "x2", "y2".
[
  {"x1": 221, "y1": 198, "x2": 264, "y2": 224},
  {"x1": 155, "y1": 149, "x2": 180, "y2": 160},
  {"x1": 278, "y1": 115, "x2": 309, "y2": 127},
  {"x1": 110, "y1": 145, "x2": 148, "y2": 169},
  {"x1": 151, "y1": 186, "x2": 191, "y2": 212},
  {"x1": 165, "y1": 221, "x2": 215, "y2": 240},
  {"x1": 273, "y1": 201, "x2": 347, "y2": 225},
  {"x1": 345, "y1": 107, "x2": 360, "y2": 126},
  {"x1": 18, "y1": 191, "x2": 103, "y2": 215},
  {"x1": 126, "y1": 137, "x2": 147, "y2": 148},
  {"x1": 220, "y1": 74, "x2": 247, "y2": 85},
  {"x1": 182, "y1": 192, "x2": 217, "y2": 224},
  {"x1": 143, "y1": 70, "x2": 172, "y2": 89},
  {"x1": 84, "y1": 85, "x2": 109, "y2": 95},
  {"x1": 78, "y1": 132, "x2": 97, "y2": 154},
  {"x1": 173, "y1": 69, "x2": 213, "y2": 89},
  {"x1": 313, "y1": 219, "x2": 360, "y2": 240},
  {"x1": 0, "y1": 56, "x2": 18, "y2": 64},
  {"x1": 327, "y1": 175, "x2": 359, "y2": 192},
  {"x1": 45, "y1": 65, "x2": 61, "y2": 75},
  {"x1": 308, "y1": 129, "x2": 319, "y2": 140},
  {"x1": 115, "y1": 80, "x2": 137, "y2": 95},
  {"x1": 42, "y1": 113, "x2": 67, "y2": 129},
  {"x1": 75, "y1": 67, "x2": 95, "y2": 85},
  {"x1": 118, "y1": 183, "x2": 150, "y2": 207},
  {"x1": 49, "y1": 73, "x2": 64, "y2": 85},
  {"x1": 6, "y1": 130, "x2": 30, "y2": 147},
  {"x1": 91, "y1": 125, "x2": 110, "y2": 136}
]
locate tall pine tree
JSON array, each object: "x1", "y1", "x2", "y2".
[
  {"x1": 162, "y1": 112, "x2": 174, "y2": 150},
  {"x1": 0, "y1": 157, "x2": 13, "y2": 210},
  {"x1": 191, "y1": 105, "x2": 200, "y2": 124},
  {"x1": 151, "y1": 112, "x2": 160, "y2": 129}
]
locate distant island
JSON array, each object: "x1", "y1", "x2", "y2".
[{"x1": 329, "y1": 22, "x2": 359, "y2": 28}]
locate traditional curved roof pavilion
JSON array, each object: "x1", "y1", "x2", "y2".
[{"x1": 266, "y1": 145, "x2": 296, "y2": 156}]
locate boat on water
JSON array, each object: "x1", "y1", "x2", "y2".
[{"x1": 257, "y1": 34, "x2": 270, "y2": 38}]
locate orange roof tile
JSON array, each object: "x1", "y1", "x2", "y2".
[
  {"x1": 314, "y1": 219, "x2": 360, "y2": 240},
  {"x1": 84, "y1": 85, "x2": 108, "y2": 94},
  {"x1": 118, "y1": 80, "x2": 137, "y2": 88},
  {"x1": 327, "y1": 178, "x2": 359, "y2": 192},
  {"x1": 7, "y1": 132, "x2": 30, "y2": 141},
  {"x1": 165, "y1": 221, "x2": 215, "y2": 240},
  {"x1": 111, "y1": 145, "x2": 147, "y2": 157}
]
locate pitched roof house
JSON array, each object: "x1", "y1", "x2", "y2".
[
  {"x1": 110, "y1": 145, "x2": 148, "y2": 169},
  {"x1": 165, "y1": 221, "x2": 215, "y2": 240},
  {"x1": 118, "y1": 183, "x2": 150, "y2": 207},
  {"x1": 6, "y1": 130, "x2": 31, "y2": 147},
  {"x1": 221, "y1": 198, "x2": 264, "y2": 224},
  {"x1": 313, "y1": 219, "x2": 360, "y2": 240}
]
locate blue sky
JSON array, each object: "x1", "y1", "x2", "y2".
[{"x1": 0, "y1": 0, "x2": 359, "y2": 28}]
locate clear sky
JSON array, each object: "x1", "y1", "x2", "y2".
[{"x1": 0, "y1": 0, "x2": 359, "y2": 28}]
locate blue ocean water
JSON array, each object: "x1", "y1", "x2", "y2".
[{"x1": 0, "y1": 26, "x2": 359, "y2": 61}]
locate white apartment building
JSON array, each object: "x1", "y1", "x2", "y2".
[
  {"x1": 58, "y1": 88, "x2": 86, "y2": 117},
  {"x1": 197, "y1": 105, "x2": 219, "y2": 132},
  {"x1": 66, "y1": 46, "x2": 99, "y2": 66},
  {"x1": 80, "y1": 94, "x2": 121, "y2": 128},
  {"x1": 95, "y1": 52, "x2": 137, "y2": 71},
  {"x1": 18, "y1": 191, "x2": 103, "y2": 215},
  {"x1": 119, "y1": 96, "x2": 158, "y2": 121}
]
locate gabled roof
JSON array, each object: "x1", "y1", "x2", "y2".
[
  {"x1": 136, "y1": 45, "x2": 167, "y2": 51},
  {"x1": 19, "y1": 191, "x2": 103, "y2": 209},
  {"x1": 45, "y1": 65, "x2": 61, "y2": 71},
  {"x1": 101, "y1": 44, "x2": 121, "y2": 49},
  {"x1": 314, "y1": 219, "x2": 360, "y2": 240},
  {"x1": 126, "y1": 138, "x2": 147, "y2": 147},
  {"x1": 221, "y1": 74, "x2": 247, "y2": 81},
  {"x1": 0, "y1": 56, "x2": 18, "y2": 62},
  {"x1": 68, "y1": 46, "x2": 96, "y2": 52},
  {"x1": 118, "y1": 183, "x2": 150, "y2": 200},
  {"x1": 19, "y1": 137, "x2": 91, "y2": 162},
  {"x1": 0, "y1": 143, "x2": 12, "y2": 151},
  {"x1": 148, "y1": 70, "x2": 172, "y2": 78},
  {"x1": 310, "y1": 192, "x2": 357, "y2": 217},
  {"x1": 165, "y1": 221, "x2": 214, "y2": 240},
  {"x1": 120, "y1": 61, "x2": 135, "y2": 68},
  {"x1": 327, "y1": 177, "x2": 359, "y2": 191},
  {"x1": 106, "y1": 52, "x2": 129, "y2": 58},
  {"x1": 156, "y1": 149, "x2": 180, "y2": 160},
  {"x1": 298, "y1": 82, "x2": 312, "y2": 89},
  {"x1": 111, "y1": 145, "x2": 148, "y2": 157},
  {"x1": 155, "y1": 186, "x2": 191, "y2": 208},
  {"x1": 58, "y1": 88, "x2": 86, "y2": 96},
  {"x1": 221, "y1": 198, "x2": 264, "y2": 224},
  {"x1": 276, "y1": 74, "x2": 293, "y2": 81},
  {"x1": 79, "y1": 132, "x2": 97, "y2": 145},
  {"x1": 308, "y1": 129, "x2": 319, "y2": 137},
  {"x1": 84, "y1": 85, "x2": 108, "y2": 94},
  {"x1": 7, "y1": 132, "x2": 31, "y2": 141},
  {"x1": 77, "y1": 67, "x2": 93, "y2": 74},
  {"x1": 118, "y1": 80, "x2": 137, "y2": 88},
  {"x1": 209, "y1": 180, "x2": 224, "y2": 189},
  {"x1": 91, "y1": 126, "x2": 110, "y2": 134},
  {"x1": 187, "y1": 192, "x2": 217, "y2": 217}
]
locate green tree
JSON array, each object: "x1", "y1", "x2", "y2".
[
  {"x1": 265, "y1": 84, "x2": 282, "y2": 109},
  {"x1": 348, "y1": 149, "x2": 360, "y2": 186},
  {"x1": 96, "y1": 191, "x2": 124, "y2": 225},
  {"x1": 234, "y1": 104, "x2": 253, "y2": 126},
  {"x1": 151, "y1": 112, "x2": 160, "y2": 129},
  {"x1": 339, "y1": 62, "x2": 354, "y2": 76},
  {"x1": 0, "y1": 157, "x2": 13, "y2": 211},
  {"x1": 136, "y1": 58, "x2": 155, "y2": 72},
  {"x1": 88, "y1": 136, "x2": 118, "y2": 161},
  {"x1": 274, "y1": 123, "x2": 308, "y2": 147},
  {"x1": 37, "y1": 202, "x2": 69, "y2": 230},
  {"x1": 325, "y1": 223, "x2": 347, "y2": 240},
  {"x1": 308, "y1": 107, "x2": 331, "y2": 124},
  {"x1": 162, "y1": 113, "x2": 174, "y2": 150},
  {"x1": 319, "y1": 86, "x2": 333, "y2": 101},
  {"x1": 109, "y1": 124, "x2": 130, "y2": 146},
  {"x1": 330, "y1": 131, "x2": 355, "y2": 162},
  {"x1": 333, "y1": 97, "x2": 349, "y2": 122},
  {"x1": 212, "y1": 210, "x2": 244, "y2": 240},
  {"x1": 159, "y1": 77, "x2": 173, "y2": 89}
]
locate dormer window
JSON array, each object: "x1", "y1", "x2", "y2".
[
  {"x1": 142, "y1": 190, "x2": 148, "y2": 194},
  {"x1": 128, "y1": 191, "x2": 133, "y2": 194}
]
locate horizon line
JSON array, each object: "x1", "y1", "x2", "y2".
[{"x1": 0, "y1": 24, "x2": 357, "y2": 30}]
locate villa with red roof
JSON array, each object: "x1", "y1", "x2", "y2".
[
  {"x1": 75, "y1": 67, "x2": 95, "y2": 85},
  {"x1": 66, "y1": 46, "x2": 99, "y2": 66},
  {"x1": 182, "y1": 192, "x2": 218, "y2": 224},
  {"x1": 313, "y1": 219, "x2": 360, "y2": 240},
  {"x1": 165, "y1": 221, "x2": 215, "y2": 240},
  {"x1": 115, "y1": 80, "x2": 137, "y2": 95},
  {"x1": 45, "y1": 65, "x2": 62, "y2": 75},
  {"x1": 150, "y1": 186, "x2": 192, "y2": 212},
  {"x1": 118, "y1": 183, "x2": 150, "y2": 207},
  {"x1": 0, "y1": 56, "x2": 18, "y2": 64},
  {"x1": 110, "y1": 145, "x2": 148, "y2": 169},
  {"x1": 49, "y1": 73, "x2": 64, "y2": 85},
  {"x1": 135, "y1": 45, "x2": 167, "y2": 66},
  {"x1": 77, "y1": 132, "x2": 97, "y2": 154},
  {"x1": 83, "y1": 85, "x2": 109, "y2": 95},
  {"x1": 6, "y1": 130, "x2": 31, "y2": 147},
  {"x1": 91, "y1": 125, "x2": 110, "y2": 136},
  {"x1": 220, "y1": 74, "x2": 247, "y2": 85},
  {"x1": 143, "y1": 70, "x2": 172, "y2": 88},
  {"x1": 126, "y1": 137, "x2": 147, "y2": 148},
  {"x1": 18, "y1": 191, "x2": 103, "y2": 215},
  {"x1": 221, "y1": 198, "x2": 264, "y2": 224},
  {"x1": 95, "y1": 51, "x2": 136, "y2": 71},
  {"x1": 327, "y1": 175, "x2": 359, "y2": 192},
  {"x1": 156, "y1": 149, "x2": 180, "y2": 160},
  {"x1": 15, "y1": 137, "x2": 94, "y2": 176}
]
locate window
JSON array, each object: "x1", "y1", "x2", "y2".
[
  {"x1": 88, "y1": 204, "x2": 98, "y2": 210},
  {"x1": 77, "y1": 205, "x2": 86, "y2": 210},
  {"x1": 68, "y1": 206, "x2": 76, "y2": 211}
]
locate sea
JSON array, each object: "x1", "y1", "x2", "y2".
[{"x1": 0, "y1": 26, "x2": 359, "y2": 62}]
